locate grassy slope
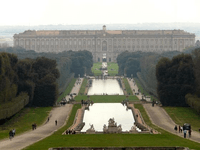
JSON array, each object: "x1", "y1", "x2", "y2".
[
  {"x1": 57, "y1": 78, "x2": 76, "y2": 102},
  {"x1": 0, "y1": 78, "x2": 77, "y2": 140},
  {"x1": 134, "y1": 104, "x2": 160, "y2": 131},
  {"x1": 134, "y1": 78, "x2": 157, "y2": 101},
  {"x1": 75, "y1": 95, "x2": 139, "y2": 103},
  {"x1": 78, "y1": 78, "x2": 88, "y2": 95},
  {"x1": 123, "y1": 78, "x2": 133, "y2": 95},
  {"x1": 24, "y1": 104, "x2": 200, "y2": 150},
  {"x1": 0, "y1": 107, "x2": 52, "y2": 140},
  {"x1": 134, "y1": 78, "x2": 149, "y2": 96},
  {"x1": 164, "y1": 107, "x2": 200, "y2": 131}
]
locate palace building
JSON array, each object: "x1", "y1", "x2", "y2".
[{"x1": 13, "y1": 25, "x2": 195, "y2": 62}]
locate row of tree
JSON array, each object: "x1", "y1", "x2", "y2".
[
  {"x1": 116, "y1": 46, "x2": 200, "y2": 109},
  {"x1": 0, "y1": 47, "x2": 93, "y2": 94},
  {"x1": 156, "y1": 54, "x2": 195, "y2": 106},
  {"x1": 0, "y1": 52, "x2": 60, "y2": 107},
  {"x1": 117, "y1": 51, "x2": 151, "y2": 77},
  {"x1": 0, "y1": 48, "x2": 93, "y2": 108}
]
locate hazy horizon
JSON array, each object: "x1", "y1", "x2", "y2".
[{"x1": 1, "y1": 0, "x2": 200, "y2": 26}]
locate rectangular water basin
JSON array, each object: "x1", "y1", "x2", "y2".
[{"x1": 81, "y1": 103, "x2": 134, "y2": 132}]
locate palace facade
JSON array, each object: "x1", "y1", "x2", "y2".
[{"x1": 13, "y1": 25, "x2": 195, "y2": 62}]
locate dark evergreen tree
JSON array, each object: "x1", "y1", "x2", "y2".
[{"x1": 156, "y1": 54, "x2": 195, "y2": 106}]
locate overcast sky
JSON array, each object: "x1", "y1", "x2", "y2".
[{"x1": 1, "y1": 0, "x2": 200, "y2": 26}]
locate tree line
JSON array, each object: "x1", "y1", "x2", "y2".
[
  {"x1": 116, "y1": 46, "x2": 200, "y2": 112},
  {"x1": 0, "y1": 48, "x2": 93, "y2": 120},
  {"x1": 156, "y1": 47, "x2": 200, "y2": 110},
  {"x1": 0, "y1": 52, "x2": 60, "y2": 107},
  {"x1": 0, "y1": 47, "x2": 93, "y2": 94}
]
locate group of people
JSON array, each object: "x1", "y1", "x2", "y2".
[
  {"x1": 174, "y1": 125, "x2": 192, "y2": 138},
  {"x1": 9, "y1": 129, "x2": 15, "y2": 140},
  {"x1": 65, "y1": 129, "x2": 76, "y2": 135}
]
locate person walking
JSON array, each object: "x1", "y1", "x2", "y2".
[
  {"x1": 12, "y1": 129, "x2": 15, "y2": 137},
  {"x1": 9, "y1": 130, "x2": 13, "y2": 140},
  {"x1": 183, "y1": 130, "x2": 187, "y2": 138},
  {"x1": 174, "y1": 125, "x2": 177, "y2": 133},
  {"x1": 55, "y1": 120, "x2": 57, "y2": 126},
  {"x1": 188, "y1": 129, "x2": 192, "y2": 137}
]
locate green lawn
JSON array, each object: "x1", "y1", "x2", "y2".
[
  {"x1": 92, "y1": 62, "x2": 102, "y2": 76},
  {"x1": 57, "y1": 78, "x2": 76, "y2": 102},
  {"x1": 0, "y1": 107, "x2": 51, "y2": 140},
  {"x1": 92, "y1": 62, "x2": 119, "y2": 76},
  {"x1": 24, "y1": 104, "x2": 200, "y2": 150},
  {"x1": 74, "y1": 95, "x2": 139, "y2": 103},
  {"x1": 164, "y1": 107, "x2": 200, "y2": 131},
  {"x1": 0, "y1": 78, "x2": 76, "y2": 140},
  {"x1": 107, "y1": 62, "x2": 118, "y2": 76},
  {"x1": 123, "y1": 78, "x2": 133, "y2": 95},
  {"x1": 78, "y1": 78, "x2": 88, "y2": 95}
]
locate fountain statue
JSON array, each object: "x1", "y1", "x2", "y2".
[
  {"x1": 103, "y1": 118, "x2": 122, "y2": 133},
  {"x1": 129, "y1": 124, "x2": 137, "y2": 133},
  {"x1": 86, "y1": 124, "x2": 95, "y2": 134}
]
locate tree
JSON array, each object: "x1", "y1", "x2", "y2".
[{"x1": 156, "y1": 54, "x2": 195, "y2": 106}]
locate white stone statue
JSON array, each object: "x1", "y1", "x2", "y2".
[
  {"x1": 86, "y1": 124, "x2": 95, "y2": 134},
  {"x1": 129, "y1": 125, "x2": 137, "y2": 133},
  {"x1": 118, "y1": 124, "x2": 122, "y2": 132},
  {"x1": 108, "y1": 118, "x2": 117, "y2": 127},
  {"x1": 90, "y1": 124, "x2": 94, "y2": 130},
  {"x1": 103, "y1": 124, "x2": 108, "y2": 133}
]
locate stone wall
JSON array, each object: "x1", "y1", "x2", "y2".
[{"x1": 49, "y1": 147, "x2": 188, "y2": 150}]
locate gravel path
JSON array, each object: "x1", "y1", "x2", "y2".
[
  {"x1": 127, "y1": 77, "x2": 200, "y2": 143},
  {"x1": 0, "y1": 78, "x2": 83, "y2": 150},
  {"x1": 143, "y1": 103, "x2": 200, "y2": 143}
]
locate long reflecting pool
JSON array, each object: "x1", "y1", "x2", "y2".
[
  {"x1": 81, "y1": 103, "x2": 134, "y2": 132},
  {"x1": 87, "y1": 79, "x2": 124, "y2": 95}
]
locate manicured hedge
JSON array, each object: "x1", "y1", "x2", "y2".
[
  {"x1": 0, "y1": 92, "x2": 29, "y2": 119},
  {"x1": 185, "y1": 93, "x2": 200, "y2": 114}
]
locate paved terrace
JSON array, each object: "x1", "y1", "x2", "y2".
[{"x1": 0, "y1": 78, "x2": 83, "y2": 150}]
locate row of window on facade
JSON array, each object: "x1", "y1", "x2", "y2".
[
  {"x1": 15, "y1": 38, "x2": 194, "y2": 46},
  {"x1": 16, "y1": 40, "x2": 193, "y2": 47}
]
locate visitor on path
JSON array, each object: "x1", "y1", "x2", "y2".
[
  {"x1": 9, "y1": 130, "x2": 13, "y2": 140},
  {"x1": 184, "y1": 130, "x2": 187, "y2": 138},
  {"x1": 55, "y1": 120, "x2": 57, "y2": 126},
  {"x1": 178, "y1": 125, "x2": 181, "y2": 133},
  {"x1": 65, "y1": 130, "x2": 69, "y2": 135},
  {"x1": 174, "y1": 125, "x2": 177, "y2": 133},
  {"x1": 189, "y1": 129, "x2": 192, "y2": 137},
  {"x1": 12, "y1": 129, "x2": 15, "y2": 137},
  {"x1": 152, "y1": 101, "x2": 155, "y2": 107},
  {"x1": 32, "y1": 123, "x2": 37, "y2": 130}
]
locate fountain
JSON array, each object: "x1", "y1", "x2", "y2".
[{"x1": 103, "y1": 118, "x2": 122, "y2": 133}]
